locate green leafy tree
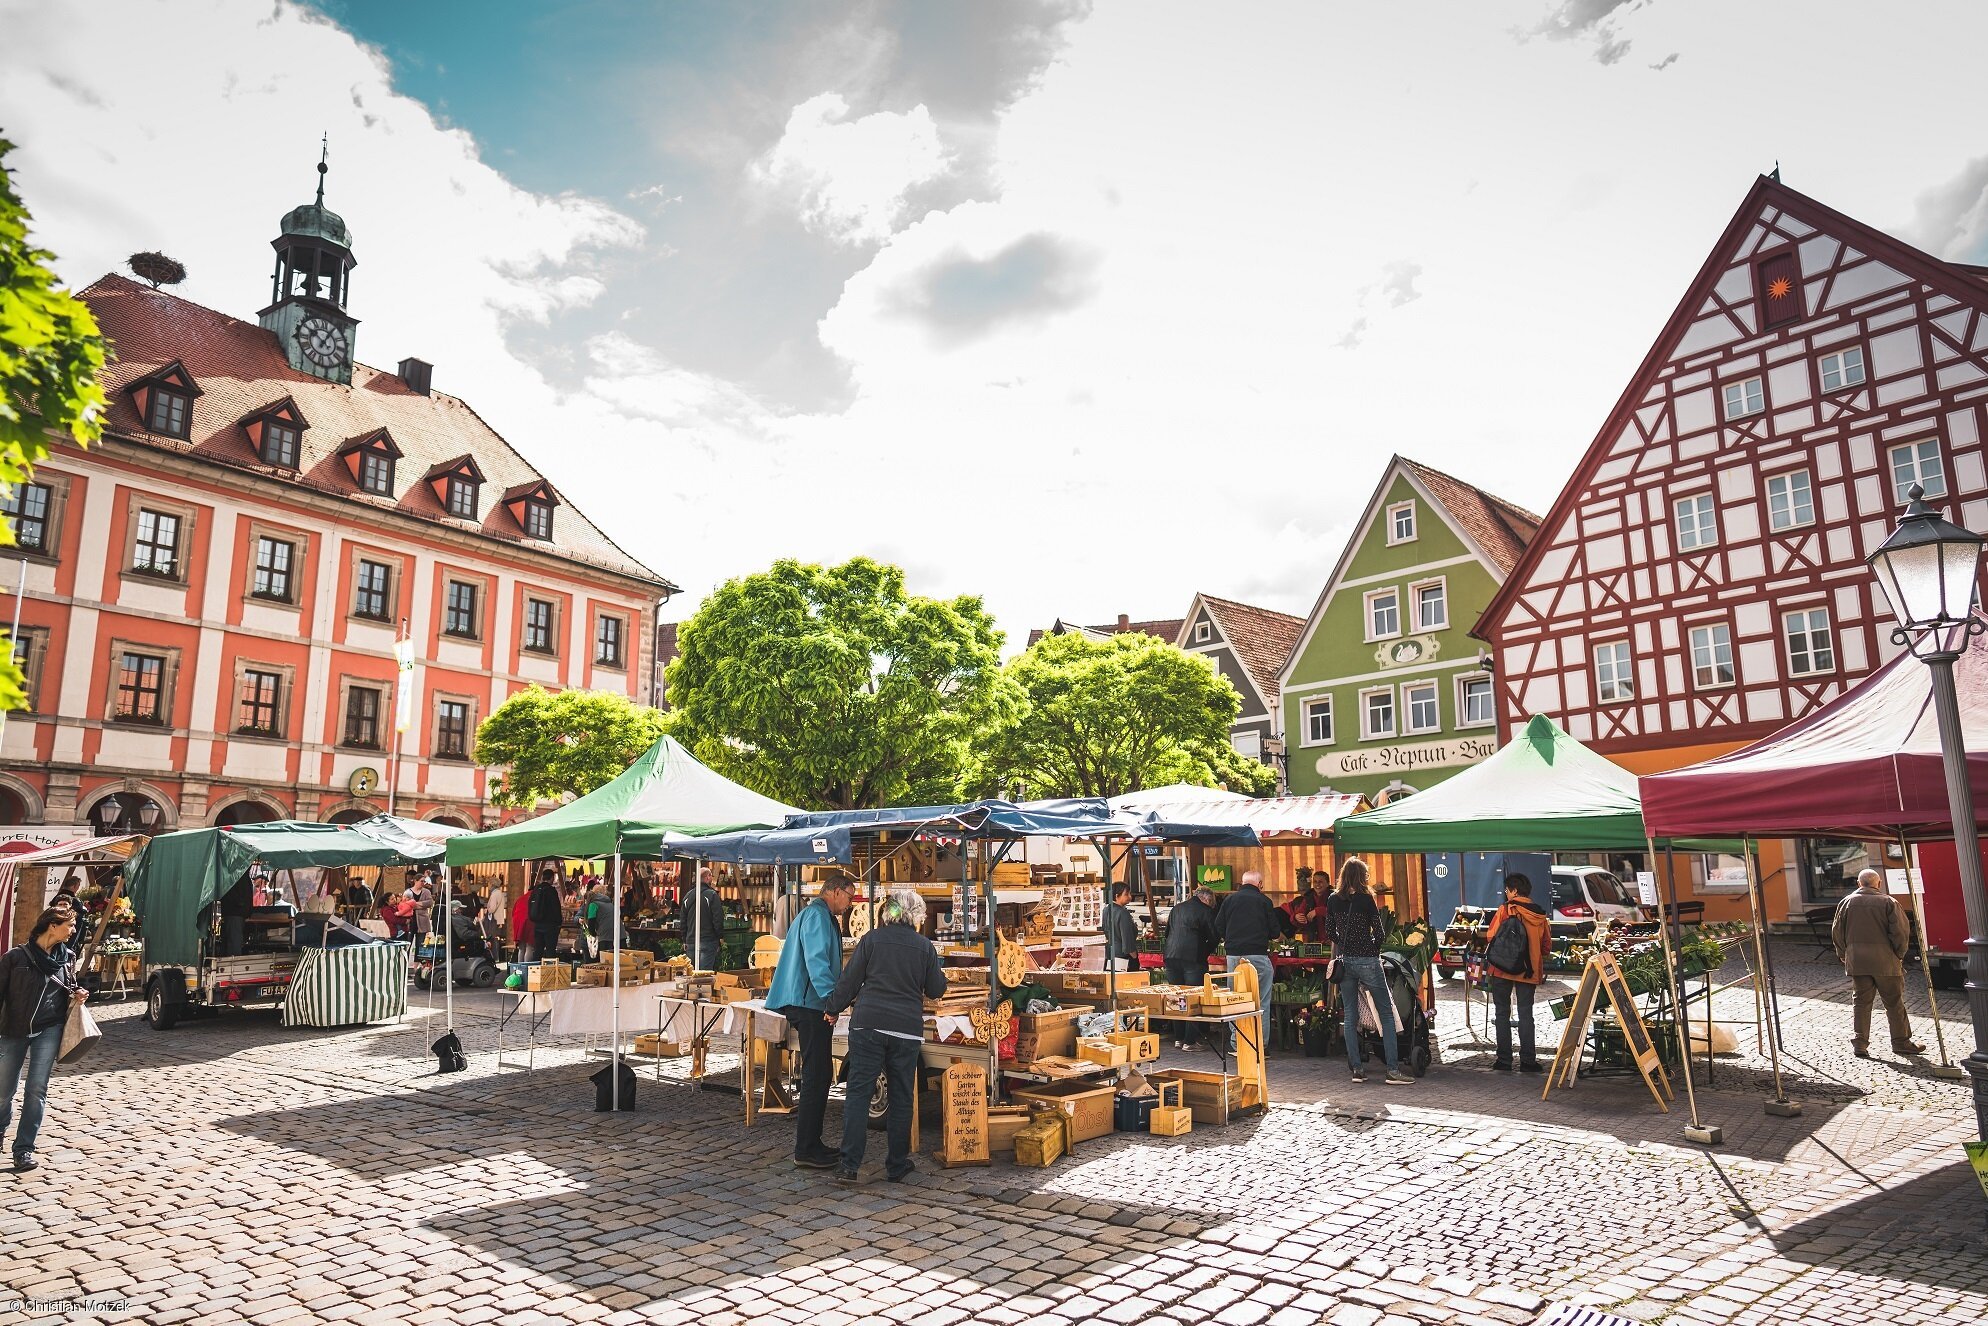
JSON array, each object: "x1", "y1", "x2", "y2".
[
  {"x1": 474, "y1": 686, "x2": 669, "y2": 808},
  {"x1": 0, "y1": 139, "x2": 108, "y2": 710},
  {"x1": 972, "y1": 631, "x2": 1278, "y2": 800},
  {"x1": 665, "y1": 557, "x2": 1016, "y2": 809}
]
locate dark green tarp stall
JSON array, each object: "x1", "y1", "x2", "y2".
[
  {"x1": 126, "y1": 821, "x2": 444, "y2": 968},
  {"x1": 1334, "y1": 714, "x2": 1657, "y2": 852},
  {"x1": 444, "y1": 735, "x2": 799, "y2": 865}
]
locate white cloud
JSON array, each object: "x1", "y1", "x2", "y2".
[{"x1": 751, "y1": 93, "x2": 951, "y2": 244}]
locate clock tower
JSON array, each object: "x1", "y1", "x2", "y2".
[{"x1": 259, "y1": 146, "x2": 359, "y2": 385}]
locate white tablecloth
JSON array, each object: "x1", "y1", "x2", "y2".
[{"x1": 540, "y1": 986, "x2": 802, "y2": 1042}]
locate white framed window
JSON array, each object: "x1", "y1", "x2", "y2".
[
  {"x1": 1765, "y1": 470, "x2": 1814, "y2": 531},
  {"x1": 1412, "y1": 578, "x2": 1448, "y2": 632},
  {"x1": 1888, "y1": 439, "x2": 1946, "y2": 501},
  {"x1": 1819, "y1": 347, "x2": 1865, "y2": 391},
  {"x1": 1403, "y1": 681, "x2": 1439, "y2": 734},
  {"x1": 1365, "y1": 589, "x2": 1400, "y2": 641},
  {"x1": 1594, "y1": 640, "x2": 1634, "y2": 703},
  {"x1": 1722, "y1": 377, "x2": 1764, "y2": 418},
  {"x1": 1689, "y1": 623, "x2": 1736, "y2": 689},
  {"x1": 1387, "y1": 501, "x2": 1417, "y2": 545},
  {"x1": 1193, "y1": 620, "x2": 1211, "y2": 643},
  {"x1": 1673, "y1": 493, "x2": 1718, "y2": 551},
  {"x1": 1361, "y1": 687, "x2": 1396, "y2": 740},
  {"x1": 1457, "y1": 674, "x2": 1494, "y2": 728},
  {"x1": 1783, "y1": 607, "x2": 1835, "y2": 676},
  {"x1": 1302, "y1": 696, "x2": 1334, "y2": 746}
]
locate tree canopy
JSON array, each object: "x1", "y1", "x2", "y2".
[
  {"x1": 665, "y1": 556, "x2": 1016, "y2": 809},
  {"x1": 473, "y1": 686, "x2": 669, "y2": 808},
  {"x1": 971, "y1": 630, "x2": 1278, "y2": 800},
  {"x1": 0, "y1": 139, "x2": 107, "y2": 709}
]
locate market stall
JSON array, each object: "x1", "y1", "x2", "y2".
[
  {"x1": 1641, "y1": 627, "x2": 1988, "y2": 1078},
  {"x1": 0, "y1": 834, "x2": 145, "y2": 985},
  {"x1": 123, "y1": 820, "x2": 441, "y2": 1029},
  {"x1": 1335, "y1": 715, "x2": 1770, "y2": 1140}
]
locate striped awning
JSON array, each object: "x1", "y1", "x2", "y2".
[{"x1": 281, "y1": 941, "x2": 411, "y2": 1028}]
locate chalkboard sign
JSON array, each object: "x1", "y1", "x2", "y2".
[
  {"x1": 1542, "y1": 961, "x2": 1602, "y2": 1096},
  {"x1": 941, "y1": 1061, "x2": 989, "y2": 1168},
  {"x1": 1542, "y1": 953, "x2": 1672, "y2": 1113}
]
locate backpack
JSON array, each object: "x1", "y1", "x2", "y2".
[{"x1": 1485, "y1": 907, "x2": 1533, "y2": 978}]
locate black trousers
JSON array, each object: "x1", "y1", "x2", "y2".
[
  {"x1": 781, "y1": 1006, "x2": 834, "y2": 1158},
  {"x1": 1165, "y1": 958, "x2": 1207, "y2": 1045}
]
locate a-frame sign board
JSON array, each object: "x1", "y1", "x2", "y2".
[{"x1": 1542, "y1": 952, "x2": 1673, "y2": 1112}]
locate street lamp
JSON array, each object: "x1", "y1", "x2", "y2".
[{"x1": 1867, "y1": 483, "x2": 1988, "y2": 1141}]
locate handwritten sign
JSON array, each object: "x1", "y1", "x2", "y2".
[{"x1": 941, "y1": 1061, "x2": 989, "y2": 1168}]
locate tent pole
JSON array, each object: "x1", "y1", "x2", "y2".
[
  {"x1": 1654, "y1": 836, "x2": 1718, "y2": 1144},
  {"x1": 1899, "y1": 832, "x2": 1960, "y2": 1074},
  {"x1": 612, "y1": 849, "x2": 622, "y2": 1112},
  {"x1": 1745, "y1": 840, "x2": 1796, "y2": 1112},
  {"x1": 443, "y1": 861, "x2": 454, "y2": 1033}
]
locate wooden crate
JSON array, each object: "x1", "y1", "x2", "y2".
[
  {"x1": 1009, "y1": 1081, "x2": 1117, "y2": 1143},
  {"x1": 1145, "y1": 1069, "x2": 1246, "y2": 1125},
  {"x1": 1075, "y1": 1037, "x2": 1128, "y2": 1069},
  {"x1": 1012, "y1": 1109, "x2": 1073, "y2": 1167},
  {"x1": 526, "y1": 964, "x2": 572, "y2": 992},
  {"x1": 634, "y1": 1035, "x2": 686, "y2": 1057},
  {"x1": 1106, "y1": 1030, "x2": 1160, "y2": 1064},
  {"x1": 1149, "y1": 1080, "x2": 1193, "y2": 1137},
  {"x1": 987, "y1": 1106, "x2": 1031, "y2": 1154}
]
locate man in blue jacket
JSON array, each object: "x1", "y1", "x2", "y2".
[{"x1": 765, "y1": 871, "x2": 858, "y2": 1169}]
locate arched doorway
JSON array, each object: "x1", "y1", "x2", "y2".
[
  {"x1": 89, "y1": 790, "x2": 170, "y2": 836},
  {"x1": 327, "y1": 808, "x2": 373, "y2": 825},
  {"x1": 428, "y1": 813, "x2": 472, "y2": 831},
  {"x1": 0, "y1": 786, "x2": 25, "y2": 826},
  {"x1": 213, "y1": 798, "x2": 280, "y2": 826}
]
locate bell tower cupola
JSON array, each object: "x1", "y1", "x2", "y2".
[{"x1": 259, "y1": 138, "x2": 360, "y2": 385}]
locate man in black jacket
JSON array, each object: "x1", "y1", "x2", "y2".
[
  {"x1": 1164, "y1": 885, "x2": 1219, "y2": 1049},
  {"x1": 684, "y1": 869, "x2": 724, "y2": 972},
  {"x1": 1216, "y1": 871, "x2": 1280, "y2": 1053},
  {"x1": 822, "y1": 890, "x2": 946, "y2": 1183},
  {"x1": 525, "y1": 868, "x2": 564, "y2": 962}
]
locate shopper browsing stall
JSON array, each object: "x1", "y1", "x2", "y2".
[
  {"x1": 1215, "y1": 870, "x2": 1280, "y2": 1050},
  {"x1": 765, "y1": 871, "x2": 858, "y2": 1169},
  {"x1": 1165, "y1": 885, "x2": 1220, "y2": 1050},
  {"x1": 1104, "y1": 881, "x2": 1140, "y2": 973},
  {"x1": 526, "y1": 867, "x2": 563, "y2": 961},
  {"x1": 1483, "y1": 874, "x2": 1551, "y2": 1074},
  {"x1": 1330, "y1": 858, "x2": 1413, "y2": 1085},
  {"x1": 822, "y1": 890, "x2": 947, "y2": 1184},
  {"x1": 684, "y1": 869, "x2": 723, "y2": 972}
]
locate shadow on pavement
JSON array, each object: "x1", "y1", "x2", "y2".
[{"x1": 1769, "y1": 1163, "x2": 1988, "y2": 1293}]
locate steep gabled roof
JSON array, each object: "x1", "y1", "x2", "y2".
[
  {"x1": 1025, "y1": 616, "x2": 1184, "y2": 648},
  {"x1": 1473, "y1": 173, "x2": 1988, "y2": 641},
  {"x1": 1279, "y1": 455, "x2": 1539, "y2": 686},
  {"x1": 80, "y1": 273, "x2": 671, "y2": 590},
  {"x1": 1179, "y1": 593, "x2": 1305, "y2": 712}
]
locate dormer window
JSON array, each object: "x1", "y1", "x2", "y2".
[
  {"x1": 501, "y1": 478, "x2": 560, "y2": 542},
  {"x1": 339, "y1": 429, "x2": 402, "y2": 497},
  {"x1": 523, "y1": 499, "x2": 553, "y2": 540},
  {"x1": 446, "y1": 477, "x2": 478, "y2": 519},
  {"x1": 425, "y1": 455, "x2": 486, "y2": 521},
  {"x1": 240, "y1": 397, "x2": 309, "y2": 471},
  {"x1": 131, "y1": 361, "x2": 202, "y2": 441}
]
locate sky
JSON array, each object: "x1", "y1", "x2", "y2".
[{"x1": 5, "y1": 0, "x2": 1988, "y2": 648}]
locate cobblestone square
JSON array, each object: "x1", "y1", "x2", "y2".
[{"x1": 3, "y1": 942, "x2": 1982, "y2": 1326}]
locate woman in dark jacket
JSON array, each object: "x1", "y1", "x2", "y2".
[{"x1": 0, "y1": 908, "x2": 89, "y2": 1171}]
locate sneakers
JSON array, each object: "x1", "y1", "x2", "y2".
[
  {"x1": 832, "y1": 1167, "x2": 860, "y2": 1186},
  {"x1": 1489, "y1": 1059, "x2": 1514, "y2": 1072},
  {"x1": 10, "y1": 1154, "x2": 35, "y2": 1173},
  {"x1": 1384, "y1": 1069, "x2": 1414, "y2": 1085},
  {"x1": 1518, "y1": 1061, "x2": 1544, "y2": 1074},
  {"x1": 793, "y1": 1148, "x2": 839, "y2": 1171},
  {"x1": 1349, "y1": 1067, "x2": 1367, "y2": 1083}
]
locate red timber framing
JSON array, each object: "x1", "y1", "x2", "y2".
[{"x1": 1474, "y1": 175, "x2": 1988, "y2": 757}]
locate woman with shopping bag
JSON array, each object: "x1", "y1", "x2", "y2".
[{"x1": 0, "y1": 908, "x2": 93, "y2": 1172}]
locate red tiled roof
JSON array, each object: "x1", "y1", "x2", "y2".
[
  {"x1": 1026, "y1": 616, "x2": 1184, "y2": 649},
  {"x1": 1185, "y1": 594, "x2": 1305, "y2": 704},
  {"x1": 1400, "y1": 457, "x2": 1540, "y2": 576},
  {"x1": 78, "y1": 274, "x2": 671, "y2": 589}
]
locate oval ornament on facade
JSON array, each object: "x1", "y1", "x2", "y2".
[{"x1": 348, "y1": 766, "x2": 380, "y2": 796}]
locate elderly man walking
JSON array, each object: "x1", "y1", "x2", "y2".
[{"x1": 1833, "y1": 868, "x2": 1926, "y2": 1059}]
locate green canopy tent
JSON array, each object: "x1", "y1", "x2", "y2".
[
  {"x1": 126, "y1": 820, "x2": 444, "y2": 968},
  {"x1": 442, "y1": 736, "x2": 800, "y2": 1103}
]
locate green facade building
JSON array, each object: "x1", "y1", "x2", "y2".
[{"x1": 1278, "y1": 457, "x2": 1539, "y2": 802}]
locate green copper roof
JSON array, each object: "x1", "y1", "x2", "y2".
[{"x1": 279, "y1": 202, "x2": 351, "y2": 249}]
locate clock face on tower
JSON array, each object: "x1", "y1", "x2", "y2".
[{"x1": 294, "y1": 315, "x2": 350, "y2": 369}]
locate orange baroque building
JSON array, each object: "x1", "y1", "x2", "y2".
[{"x1": 0, "y1": 177, "x2": 675, "y2": 835}]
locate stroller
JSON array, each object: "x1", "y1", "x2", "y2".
[
  {"x1": 1315, "y1": 953, "x2": 1435, "y2": 1077},
  {"x1": 414, "y1": 910, "x2": 500, "y2": 989}
]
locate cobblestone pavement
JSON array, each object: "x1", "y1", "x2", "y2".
[{"x1": 1, "y1": 941, "x2": 1982, "y2": 1326}]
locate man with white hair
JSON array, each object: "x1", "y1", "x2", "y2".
[
  {"x1": 1832, "y1": 867, "x2": 1925, "y2": 1058},
  {"x1": 822, "y1": 889, "x2": 947, "y2": 1184},
  {"x1": 1215, "y1": 869, "x2": 1281, "y2": 1053}
]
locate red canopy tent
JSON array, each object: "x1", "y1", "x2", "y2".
[{"x1": 1639, "y1": 629, "x2": 1988, "y2": 842}]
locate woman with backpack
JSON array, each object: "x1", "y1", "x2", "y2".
[
  {"x1": 1483, "y1": 874, "x2": 1553, "y2": 1073},
  {"x1": 1330, "y1": 858, "x2": 1413, "y2": 1085}
]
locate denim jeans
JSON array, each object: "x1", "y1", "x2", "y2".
[
  {"x1": 839, "y1": 1028, "x2": 920, "y2": 1177},
  {"x1": 1338, "y1": 956, "x2": 1398, "y2": 1072},
  {"x1": 1222, "y1": 955, "x2": 1273, "y2": 1057},
  {"x1": 0, "y1": 1024, "x2": 63, "y2": 1160},
  {"x1": 1489, "y1": 975, "x2": 1538, "y2": 1065}
]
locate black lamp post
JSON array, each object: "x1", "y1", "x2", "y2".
[{"x1": 1866, "y1": 483, "x2": 1988, "y2": 1141}]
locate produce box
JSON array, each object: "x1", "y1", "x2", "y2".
[
  {"x1": 987, "y1": 1105, "x2": 1031, "y2": 1154},
  {"x1": 526, "y1": 963, "x2": 572, "y2": 992},
  {"x1": 1106, "y1": 1030, "x2": 1161, "y2": 1064},
  {"x1": 1009, "y1": 1081, "x2": 1116, "y2": 1143},
  {"x1": 1014, "y1": 1009, "x2": 1080, "y2": 1061},
  {"x1": 634, "y1": 1035, "x2": 686, "y2": 1057},
  {"x1": 575, "y1": 966, "x2": 608, "y2": 988},
  {"x1": 1145, "y1": 1069, "x2": 1246, "y2": 1125},
  {"x1": 1148, "y1": 1081, "x2": 1192, "y2": 1136},
  {"x1": 1076, "y1": 1037, "x2": 1129, "y2": 1069}
]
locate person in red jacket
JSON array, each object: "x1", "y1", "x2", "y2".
[{"x1": 1484, "y1": 875, "x2": 1553, "y2": 1073}]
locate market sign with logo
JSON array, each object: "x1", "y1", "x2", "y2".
[{"x1": 1318, "y1": 735, "x2": 1497, "y2": 779}]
